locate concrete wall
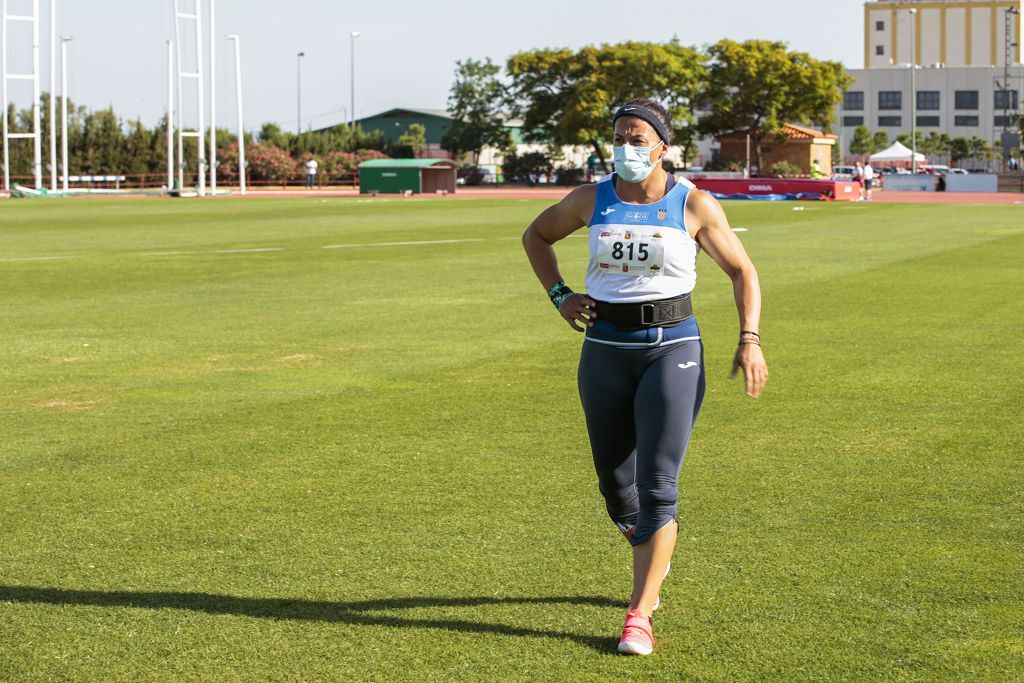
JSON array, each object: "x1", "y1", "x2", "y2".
[
  {"x1": 883, "y1": 173, "x2": 937, "y2": 190},
  {"x1": 945, "y1": 172, "x2": 999, "y2": 190}
]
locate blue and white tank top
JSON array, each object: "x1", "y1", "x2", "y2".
[{"x1": 585, "y1": 173, "x2": 699, "y2": 303}]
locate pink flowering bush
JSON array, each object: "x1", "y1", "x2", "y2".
[
  {"x1": 245, "y1": 143, "x2": 297, "y2": 182},
  {"x1": 323, "y1": 149, "x2": 389, "y2": 180}
]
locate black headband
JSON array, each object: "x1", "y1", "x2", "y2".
[{"x1": 613, "y1": 104, "x2": 671, "y2": 144}]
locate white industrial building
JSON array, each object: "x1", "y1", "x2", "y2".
[{"x1": 839, "y1": 0, "x2": 1023, "y2": 160}]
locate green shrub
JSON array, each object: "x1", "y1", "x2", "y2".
[{"x1": 766, "y1": 160, "x2": 802, "y2": 177}]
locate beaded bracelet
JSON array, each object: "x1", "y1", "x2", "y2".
[{"x1": 739, "y1": 330, "x2": 761, "y2": 347}]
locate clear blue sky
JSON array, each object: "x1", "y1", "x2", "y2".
[{"x1": 2, "y1": 0, "x2": 865, "y2": 133}]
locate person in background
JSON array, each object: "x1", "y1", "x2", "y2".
[
  {"x1": 305, "y1": 156, "x2": 319, "y2": 189},
  {"x1": 862, "y1": 161, "x2": 875, "y2": 201},
  {"x1": 854, "y1": 162, "x2": 865, "y2": 201},
  {"x1": 811, "y1": 159, "x2": 823, "y2": 179}
]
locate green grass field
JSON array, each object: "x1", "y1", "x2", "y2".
[{"x1": 1, "y1": 196, "x2": 1022, "y2": 681}]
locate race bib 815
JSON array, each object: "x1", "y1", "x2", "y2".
[{"x1": 596, "y1": 226, "x2": 665, "y2": 276}]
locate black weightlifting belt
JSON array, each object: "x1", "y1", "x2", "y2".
[{"x1": 594, "y1": 294, "x2": 693, "y2": 331}]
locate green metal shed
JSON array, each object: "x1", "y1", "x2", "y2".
[{"x1": 358, "y1": 159, "x2": 458, "y2": 195}]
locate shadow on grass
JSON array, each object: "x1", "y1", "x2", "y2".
[{"x1": 0, "y1": 585, "x2": 621, "y2": 653}]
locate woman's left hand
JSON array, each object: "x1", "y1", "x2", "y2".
[{"x1": 730, "y1": 343, "x2": 768, "y2": 398}]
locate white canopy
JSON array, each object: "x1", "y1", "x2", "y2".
[{"x1": 869, "y1": 141, "x2": 927, "y2": 163}]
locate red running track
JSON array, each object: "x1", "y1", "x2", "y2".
[
  {"x1": 240, "y1": 186, "x2": 1024, "y2": 205},
  {"x1": 10, "y1": 186, "x2": 1017, "y2": 205}
]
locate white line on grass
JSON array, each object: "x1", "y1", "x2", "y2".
[
  {"x1": 5, "y1": 237, "x2": 509, "y2": 263},
  {"x1": 209, "y1": 247, "x2": 286, "y2": 254},
  {"x1": 0, "y1": 255, "x2": 73, "y2": 262},
  {"x1": 321, "y1": 238, "x2": 486, "y2": 249}
]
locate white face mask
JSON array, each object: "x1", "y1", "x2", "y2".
[{"x1": 613, "y1": 141, "x2": 664, "y2": 183}]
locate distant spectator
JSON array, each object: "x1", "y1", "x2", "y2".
[
  {"x1": 863, "y1": 162, "x2": 875, "y2": 201},
  {"x1": 305, "y1": 156, "x2": 319, "y2": 189},
  {"x1": 854, "y1": 162, "x2": 865, "y2": 201},
  {"x1": 811, "y1": 159, "x2": 823, "y2": 179}
]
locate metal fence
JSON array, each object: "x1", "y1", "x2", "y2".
[{"x1": 3, "y1": 171, "x2": 361, "y2": 191}]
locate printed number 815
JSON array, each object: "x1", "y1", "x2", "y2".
[{"x1": 611, "y1": 242, "x2": 649, "y2": 261}]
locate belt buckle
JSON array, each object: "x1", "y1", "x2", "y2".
[{"x1": 641, "y1": 303, "x2": 655, "y2": 325}]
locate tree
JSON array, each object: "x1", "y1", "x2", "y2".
[
  {"x1": 507, "y1": 41, "x2": 706, "y2": 173},
  {"x1": 258, "y1": 122, "x2": 288, "y2": 148},
  {"x1": 921, "y1": 131, "x2": 951, "y2": 163},
  {"x1": 968, "y1": 136, "x2": 991, "y2": 168},
  {"x1": 895, "y1": 130, "x2": 925, "y2": 152},
  {"x1": 391, "y1": 123, "x2": 426, "y2": 158},
  {"x1": 698, "y1": 39, "x2": 851, "y2": 171},
  {"x1": 80, "y1": 108, "x2": 124, "y2": 174},
  {"x1": 872, "y1": 130, "x2": 890, "y2": 152},
  {"x1": 949, "y1": 136, "x2": 971, "y2": 167},
  {"x1": 502, "y1": 150, "x2": 553, "y2": 185},
  {"x1": 442, "y1": 58, "x2": 512, "y2": 163},
  {"x1": 122, "y1": 119, "x2": 157, "y2": 176},
  {"x1": 849, "y1": 125, "x2": 874, "y2": 157},
  {"x1": 991, "y1": 140, "x2": 1004, "y2": 169}
]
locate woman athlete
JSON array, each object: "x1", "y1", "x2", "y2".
[{"x1": 522, "y1": 99, "x2": 768, "y2": 656}]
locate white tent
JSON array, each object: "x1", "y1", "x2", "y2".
[{"x1": 869, "y1": 141, "x2": 927, "y2": 163}]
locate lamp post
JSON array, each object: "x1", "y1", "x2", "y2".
[
  {"x1": 350, "y1": 31, "x2": 360, "y2": 129},
  {"x1": 1003, "y1": 8, "x2": 1020, "y2": 135},
  {"x1": 909, "y1": 8, "x2": 918, "y2": 173},
  {"x1": 1003, "y1": 7, "x2": 1021, "y2": 173},
  {"x1": 296, "y1": 51, "x2": 305, "y2": 133},
  {"x1": 166, "y1": 40, "x2": 174, "y2": 190}
]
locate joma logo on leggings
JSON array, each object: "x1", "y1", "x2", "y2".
[{"x1": 677, "y1": 362, "x2": 697, "y2": 369}]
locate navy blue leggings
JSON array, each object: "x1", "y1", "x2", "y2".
[{"x1": 577, "y1": 328, "x2": 705, "y2": 546}]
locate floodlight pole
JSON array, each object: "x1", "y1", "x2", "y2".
[
  {"x1": 31, "y1": 0, "x2": 42, "y2": 188},
  {"x1": 174, "y1": 4, "x2": 183, "y2": 191},
  {"x1": 744, "y1": 133, "x2": 751, "y2": 178},
  {"x1": 350, "y1": 31, "x2": 359, "y2": 129},
  {"x1": 1004, "y1": 8, "x2": 1020, "y2": 135},
  {"x1": 60, "y1": 35, "x2": 69, "y2": 192},
  {"x1": 838, "y1": 90, "x2": 845, "y2": 164},
  {"x1": 208, "y1": 0, "x2": 216, "y2": 193},
  {"x1": 228, "y1": 34, "x2": 245, "y2": 194},
  {"x1": 48, "y1": 0, "x2": 55, "y2": 191},
  {"x1": 166, "y1": 40, "x2": 174, "y2": 190},
  {"x1": 909, "y1": 8, "x2": 917, "y2": 173},
  {"x1": 296, "y1": 51, "x2": 304, "y2": 132},
  {"x1": 1004, "y1": 7, "x2": 1021, "y2": 172}
]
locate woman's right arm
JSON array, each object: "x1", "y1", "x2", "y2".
[{"x1": 521, "y1": 185, "x2": 598, "y2": 332}]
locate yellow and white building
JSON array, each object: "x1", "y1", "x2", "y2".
[
  {"x1": 864, "y1": 0, "x2": 1022, "y2": 68},
  {"x1": 839, "y1": 0, "x2": 1022, "y2": 160}
]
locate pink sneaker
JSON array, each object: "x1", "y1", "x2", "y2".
[{"x1": 617, "y1": 609, "x2": 654, "y2": 656}]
